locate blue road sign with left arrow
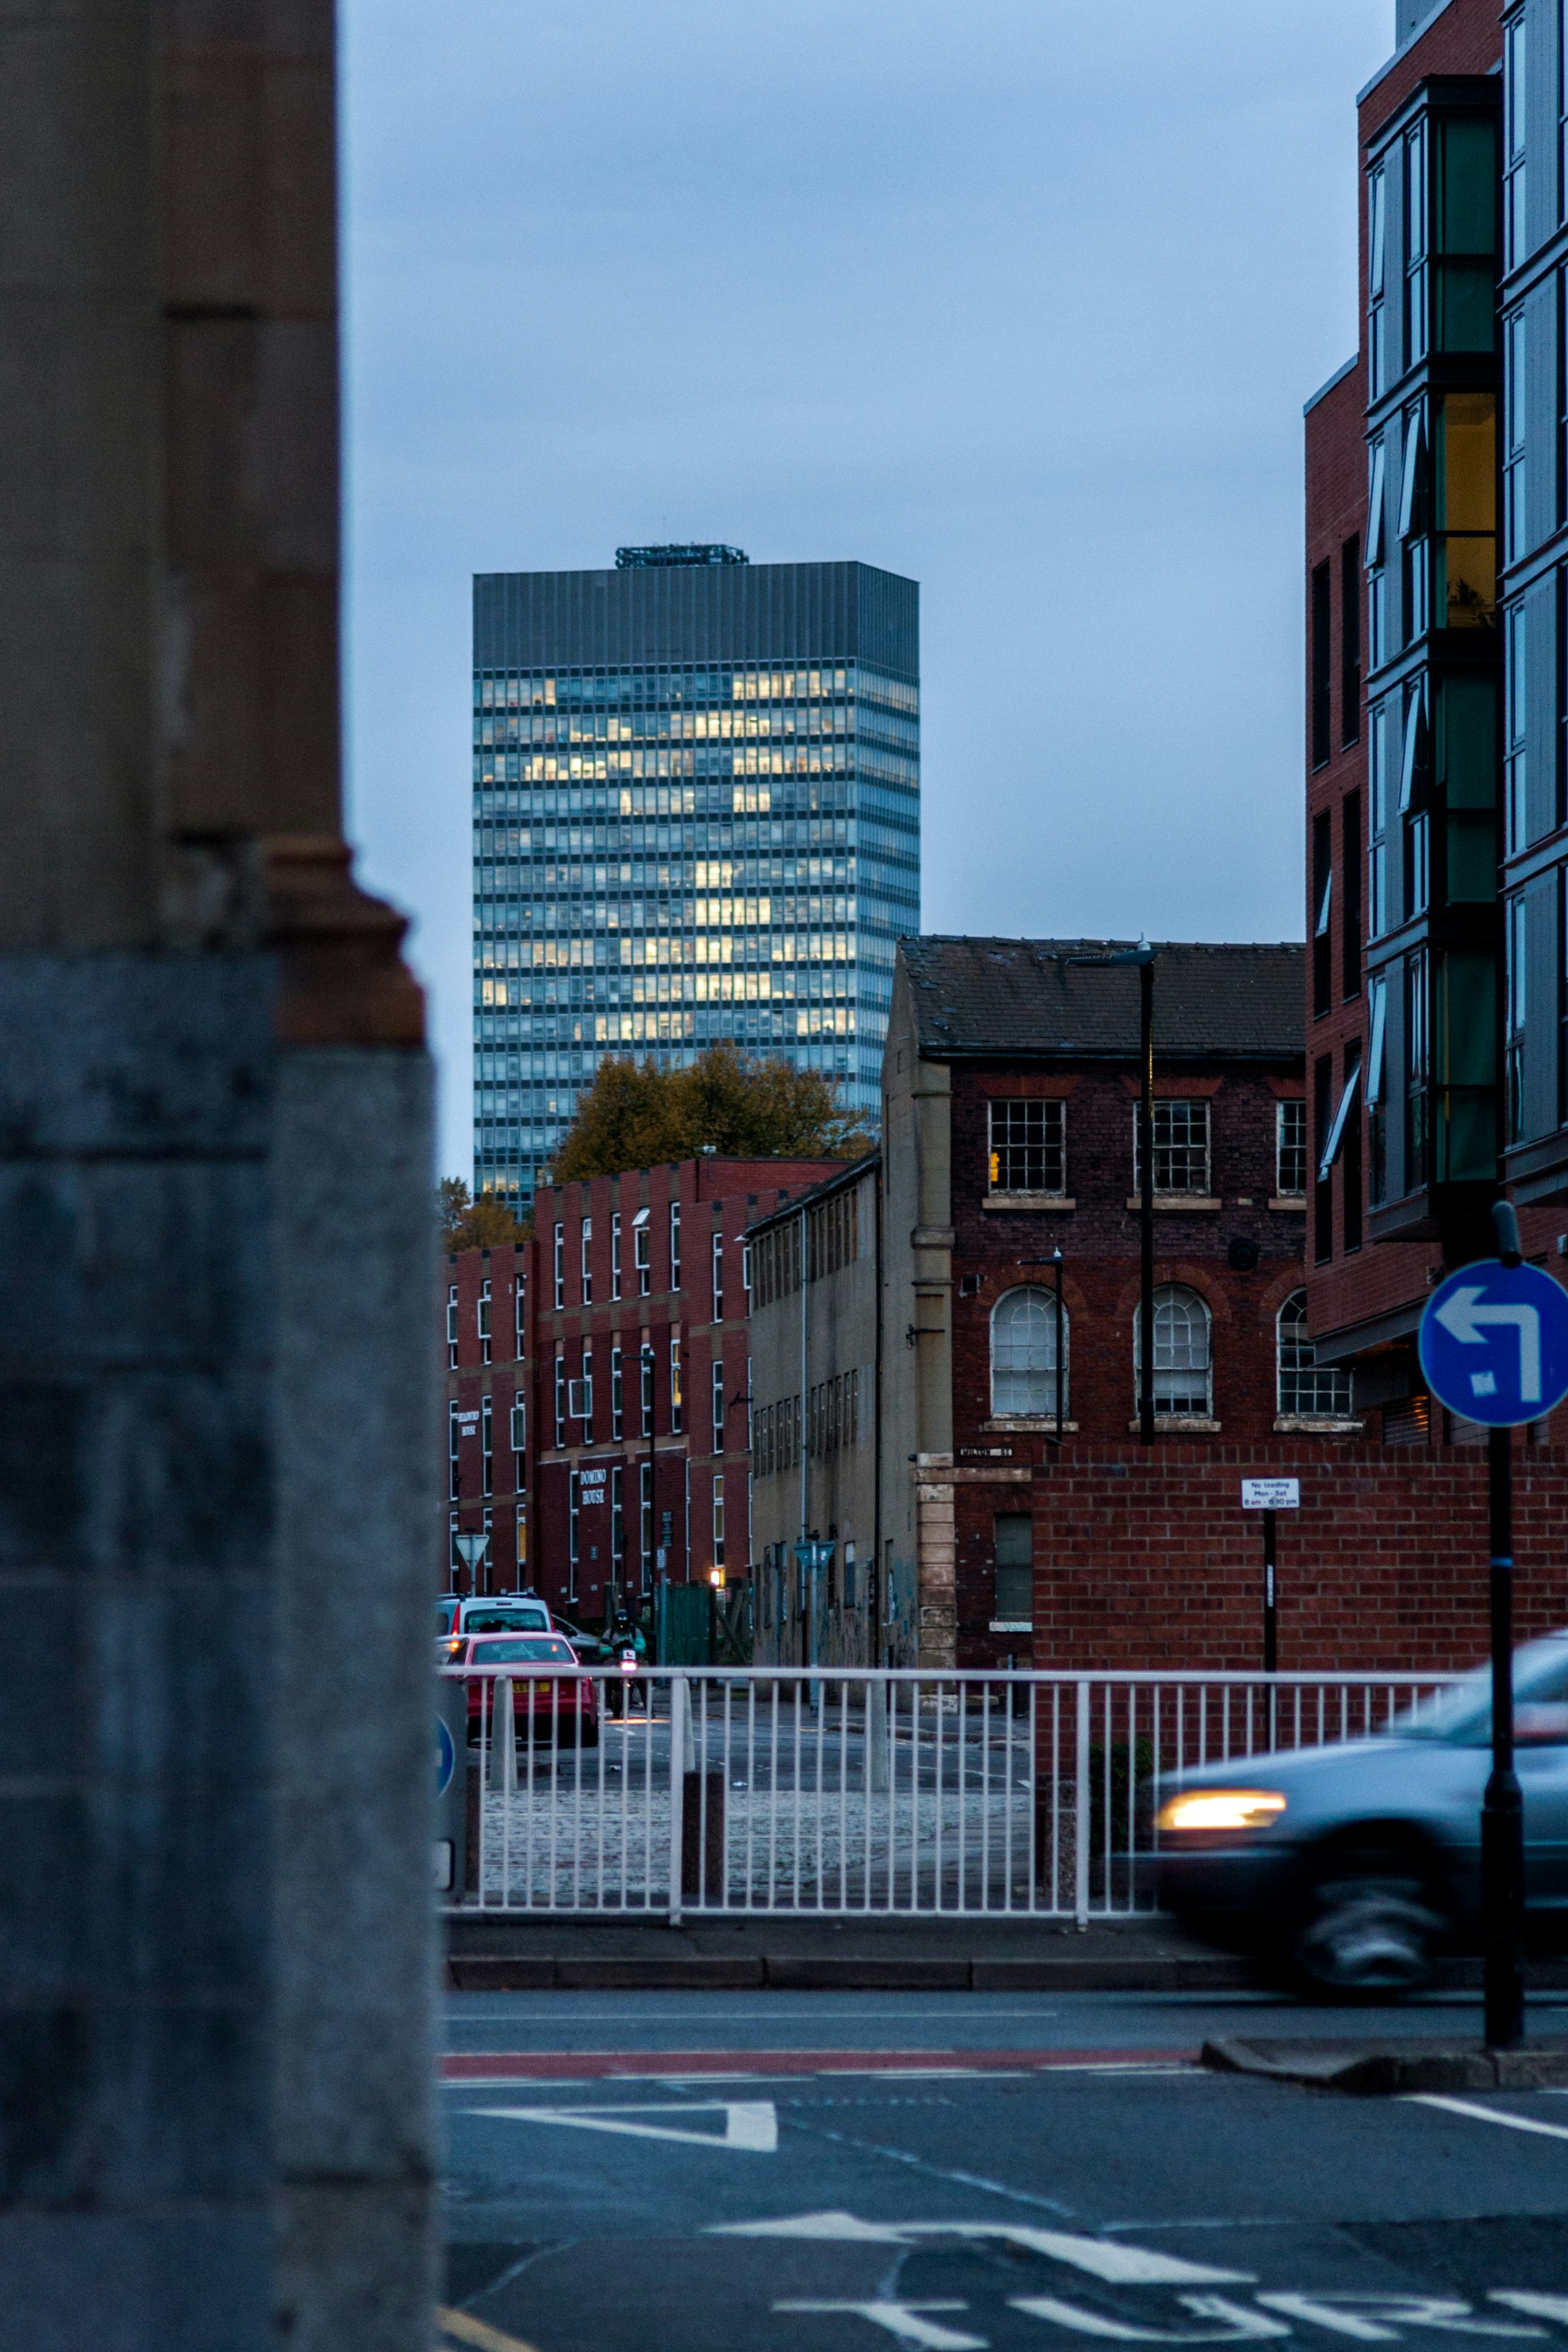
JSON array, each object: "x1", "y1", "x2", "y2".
[{"x1": 1419, "y1": 1258, "x2": 1568, "y2": 1428}]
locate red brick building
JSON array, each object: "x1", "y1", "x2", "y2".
[
  {"x1": 880, "y1": 937, "x2": 1324, "y2": 1672},
  {"x1": 526, "y1": 1154, "x2": 844, "y2": 1632},
  {"x1": 444, "y1": 1239, "x2": 528, "y2": 1592}
]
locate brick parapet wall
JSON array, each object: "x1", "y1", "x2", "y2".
[{"x1": 1025, "y1": 1442, "x2": 1568, "y2": 1674}]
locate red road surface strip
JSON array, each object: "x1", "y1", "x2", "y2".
[{"x1": 441, "y1": 2047, "x2": 1195, "y2": 2082}]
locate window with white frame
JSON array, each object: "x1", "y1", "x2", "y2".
[
  {"x1": 553, "y1": 1220, "x2": 565, "y2": 1309},
  {"x1": 639, "y1": 1342, "x2": 654, "y2": 1437},
  {"x1": 633, "y1": 1206, "x2": 651, "y2": 1296},
  {"x1": 611, "y1": 1209, "x2": 622, "y2": 1299},
  {"x1": 1136, "y1": 1285, "x2": 1213, "y2": 1418},
  {"x1": 514, "y1": 1277, "x2": 526, "y2": 1356},
  {"x1": 987, "y1": 1099, "x2": 1066, "y2": 1196},
  {"x1": 510, "y1": 1393, "x2": 526, "y2": 1464},
  {"x1": 1276, "y1": 1101, "x2": 1308, "y2": 1196},
  {"x1": 712, "y1": 1358, "x2": 725, "y2": 1452},
  {"x1": 611, "y1": 1344, "x2": 624, "y2": 1438},
  {"x1": 670, "y1": 1336, "x2": 682, "y2": 1433},
  {"x1": 1136, "y1": 1100, "x2": 1211, "y2": 1195},
  {"x1": 478, "y1": 1278, "x2": 491, "y2": 1366},
  {"x1": 712, "y1": 1473, "x2": 725, "y2": 1570},
  {"x1": 580, "y1": 1216, "x2": 592, "y2": 1305},
  {"x1": 989, "y1": 1287, "x2": 1067, "y2": 1419},
  {"x1": 569, "y1": 1347, "x2": 592, "y2": 1439},
  {"x1": 553, "y1": 1353, "x2": 566, "y2": 1448},
  {"x1": 567, "y1": 1471, "x2": 579, "y2": 1602},
  {"x1": 669, "y1": 1200, "x2": 682, "y2": 1289},
  {"x1": 611, "y1": 1463, "x2": 624, "y2": 1579},
  {"x1": 712, "y1": 1231, "x2": 724, "y2": 1321},
  {"x1": 639, "y1": 1459, "x2": 653, "y2": 1579},
  {"x1": 741, "y1": 1241, "x2": 753, "y2": 1304},
  {"x1": 1277, "y1": 1291, "x2": 1354, "y2": 1419},
  {"x1": 447, "y1": 1284, "x2": 458, "y2": 1368},
  {"x1": 480, "y1": 1394, "x2": 492, "y2": 1496},
  {"x1": 448, "y1": 1399, "x2": 460, "y2": 1501}
]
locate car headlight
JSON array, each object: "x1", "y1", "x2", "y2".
[{"x1": 1155, "y1": 1789, "x2": 1288, "y2": 1833}]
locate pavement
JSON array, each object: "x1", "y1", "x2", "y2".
[
  {"x1": 436, "y1": 1982, "x2": 1568, "y2": 2352},
  {"x1": 444, "y1": 1911, "x2": 1568, "y2": 1994}
]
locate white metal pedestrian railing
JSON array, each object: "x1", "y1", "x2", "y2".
[{"x1": 439, "y1": 1666, "x2": 1462, "y2": 1923}]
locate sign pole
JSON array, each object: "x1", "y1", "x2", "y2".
[
  {"x1": 1419, "y1": 1198, "x2": 1560, "y2": 2051},
  {"x1": 1483, "y1": 1419, "x2": 1523, "y2": 2048},
  {"x1": 1262, "y1": 1509, "x2": 1277, "y2": 1678}
]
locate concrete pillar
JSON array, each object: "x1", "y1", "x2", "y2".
[{"x1": 0, "y1": 4, "x2": 436, "y2": 2346}]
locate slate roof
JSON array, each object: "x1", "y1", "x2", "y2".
[{"x1": 900, "y1": 937, "x2": 1304, "y2": 1063}]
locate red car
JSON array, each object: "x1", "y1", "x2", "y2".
[{"x1": 449, "y1": 1633, "x2": 599, "y2": 1749}]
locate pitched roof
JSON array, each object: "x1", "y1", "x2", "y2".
[{"x1": 899, "y1": 937, "x2": 1304, "y2": 1063}]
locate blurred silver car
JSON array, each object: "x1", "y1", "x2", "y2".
[{"x1": 1152, "y1": 1630, "x2": 1568, "y2": 1997}]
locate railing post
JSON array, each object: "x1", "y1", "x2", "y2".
[
  {"x1": 1074, "y1": 1677, "x2": 1091, "y2": 1930},
  {"x1": 868, "y1": 1674, "x2": 889, "y2": 1793},
  {"x1": 668, "y1": 1675, "x2": 687, "y2": 1924}
]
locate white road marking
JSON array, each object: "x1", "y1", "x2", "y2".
[
  {"x1": 775, "y1": 2301, "x2": 987, "y2": 2349},
  {"x1": 467, "y1": 2097, "x2": 778, "y2": 2150},
  {"x1": 1404, "y1": 2094, "x2": 1568, "y2": 2146},
  {"x1": 1008, "y1": 2293, "x2": 1286, "y2": 2341},
  {"x1": 712, "y1": 2214, "x2": 1249, "y2": 2284},
  {"x1": 1493, "y1": 2299, "x2": 1568, "y2": 2326},
  {"x1": 904, "y1": 2228, "x2": 1251, "y2": 2286},
  {"x1": 1255, "y1": 2295, "x2": 1401, "y2": 2339},
  {"x1": 714, "y1": 2209, "x2": 913, "y2": 2243}
]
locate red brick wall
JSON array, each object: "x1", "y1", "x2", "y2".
[{"x1": 1027, "y1": 1442, "x2": 1568, "y2": 1675}]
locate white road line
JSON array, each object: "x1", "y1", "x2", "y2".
[
  {"x1": 714, "y1": 2214, "x2": 1250, "y2": 2284},
  {"x1": 467, "y1": 2098, "x2": 778, "y2": 2150},
  {"x1": 776, "y1": 2303, "x2": 986, "y2": 2350},
  {"x1": 1404, "y1": 2093, "x2": 1568, "y2": 2143}
]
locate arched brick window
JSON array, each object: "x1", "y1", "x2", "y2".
[{"x1": 990, "y1": 1286, "x2": 1067, "y2": 1418}]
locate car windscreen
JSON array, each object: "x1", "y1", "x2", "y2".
[
  {"x1": 463, "y1": 1608, "x2": 548, "y2": 1634},
  {"x1": 1393, "y1": 1640, "x2": 1568, "y2": 1745},
  {"x1": 467, "y1": 1638, "x2": 576, "y2": 1665}
]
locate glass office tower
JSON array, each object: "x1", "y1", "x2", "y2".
[{"x1": 471, "y1": 551, "x2": 920, "y2": 1210}]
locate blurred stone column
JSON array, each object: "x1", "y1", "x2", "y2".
[{"x1": 0, "y1": 5, "x2": 437, "y2": 2347}]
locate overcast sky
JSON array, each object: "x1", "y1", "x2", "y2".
[{"x1": 341, "y1": 0, "x2": 1394, "y2": 1181}]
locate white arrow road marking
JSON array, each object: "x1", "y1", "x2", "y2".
[
  {"x1": 775, "y1": 2303, "x2": 987, "y2": 2350},
  {"x1": 1432, "y1": 1290, "x2": 1543, "y2": 1402},
  {"x1": 714, "y1": 2209, "x2": 912, "y2": 2242},
  {"x1": 904, "y1": 2228, "x2": 1251, "y2": 2286},
  {"x1": 1008, "y1": 2295, "x2": 1287, "y2": 2341},
  {"x1": 711, "y1": 2214, "x2": 1249, "y2": 2283},
  {"x1": 468, "y1": 2098, "x2": 777, "y2": 2150},
  {"x1": 1405, "y1": 2093, "x2": 1568, "y2": 2147}
]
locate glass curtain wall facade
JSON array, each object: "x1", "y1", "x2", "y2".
[
  {"x1": 1498, "y1": 0, "x2": 1568, "y2": 1204},
  {"x1": 1362, "y1": 76, "x2": 1503, "y2": 1244},
  {"x1": 471, "y1": 557, "x2": 920, "y2": 1209}
]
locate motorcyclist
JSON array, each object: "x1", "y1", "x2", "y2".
[{"x1": 604, "y1": 1608, "x2": 647, "y2": 1716}]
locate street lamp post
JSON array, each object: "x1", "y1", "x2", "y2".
[{"x1": 1066, "y1": 943, "x2": 1156, "y2": 1442}]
